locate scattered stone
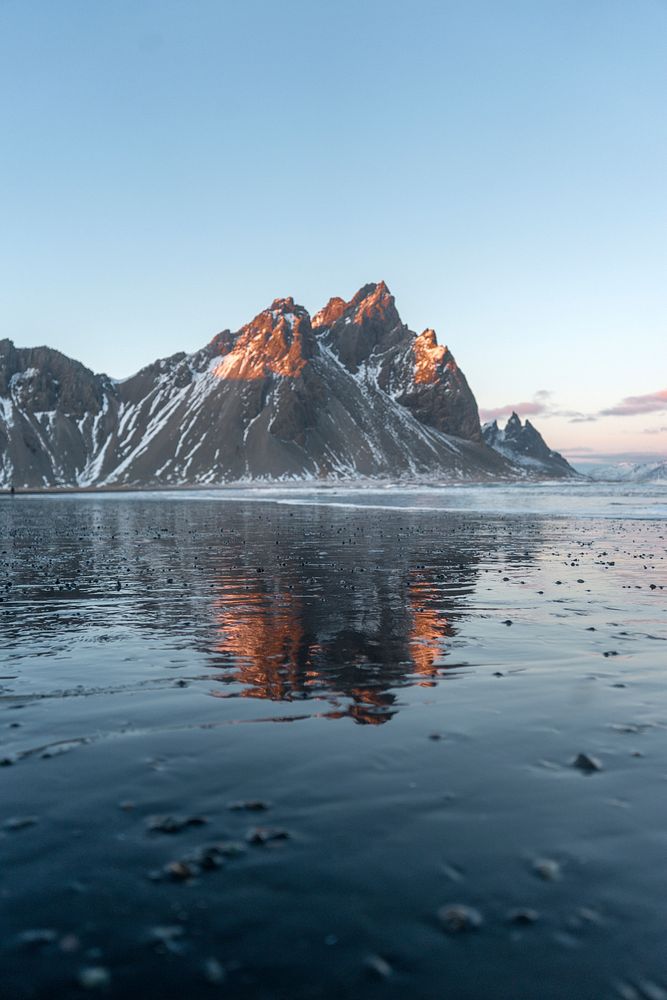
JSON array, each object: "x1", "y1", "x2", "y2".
[
  {"x1": 146, "y1": 814, "x2": 208, "y2": 834},
  {"x1": 246, "y1": 827, "x2": 289, "y2": 845},
  {"x1": 507, "y1": 908, "x2": 540, "y2": 925},
  {"x1": 15, "y1": 928, "x2": 58, "y2": 948},
  {"x1": 149, "y1": 925, "x2": 185, "y2": 953},
  {"x1": 78, "y1": 966, "x2": 111, "y2": 990},
  {"x1": 228, "y1": 800, "x2": 270, "y2": 812},
  {"x1": 203, "y1": 957, "x2": 227, "y2": 984},
  {"x1": 188, "y1": 845, "x2": 226, "y2": 871},
  {"x1": 164, "y1": 860, "x2": 197, "y2": 881},
  {"x1": 572, "y1": 753, "x2": 603, "y2": 773},
  {"x1": 532, "y1": 858, "x2": 561, "y2": 881},
  {"x1": 149, "y1": 925, "x2": 185, "y2": 944},
  {"x1": 364, "y1": 954, "x2": 393, "y2": 979},
  {"x1": 212, "y1": 839, "x2": 247, "y2": 858},
  {"x1": 3, "y1": 815, "x2": 37, "y2": 831},
  {"x1": 436, "y1": 903, "x2": 483, "y2": 933}
]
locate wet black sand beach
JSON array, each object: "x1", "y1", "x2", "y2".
[{"x1": 1, "y1": 492, "x2": 666, "y2": 998}]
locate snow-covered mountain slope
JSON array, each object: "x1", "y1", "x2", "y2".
[
  {"x1": 0, "y1": 283, "x2": 550, "y2": 488},
  {"x1": 582, "y1": 461, "x2": 667, "y2": 483},
  {"x1": 482, "y1": 412, "x2": 578, "y2": 478}
]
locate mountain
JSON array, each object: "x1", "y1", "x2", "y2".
[
  {"x1": 581, "y1": 460, "x2": 667, "y2": 483},
  {"x1": 482, "y1": 412, "x2": 577, "y2": 478},
  {"x1": 1, "y1": 282, "x2": 564, "y2": 489}
]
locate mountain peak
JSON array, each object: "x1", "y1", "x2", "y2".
[
  {"x1": 482, "y1": 412, "x2": 577, "y2": 478},
  {"x1": 311, "y1": 281, "x2": 404, "y2": 371},
  {"x1": 213, "y1": 298, "x2": 315, "y2": 381},
  {"x1": 312, "y1": 296, "x2": 347, "y2": 330},
  {"x1": 348, "y1": 280, "x2": 398, "y2": 326}
]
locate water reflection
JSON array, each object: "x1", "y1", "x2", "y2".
[
  {"x1": 0, "y1": 498, "x2": 543, "y2": 724},
  {"x1": 207, "y1": 565, "x2": 467, "y2": 723}
]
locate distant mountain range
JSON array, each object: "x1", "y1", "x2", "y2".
[
  {"x1": 482, "y1": 412, "x2": 574, "y2": 476},
  {"x1": 0, "y1": 282, "x2": 577, "y2": 488},
  {"x1": 580, "y1": 461, "x2": 667, "y2": 483}
]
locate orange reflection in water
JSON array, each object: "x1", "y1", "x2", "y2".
[
  {"x1": 209, "y1": 572, "x2": 455, "y2": 723},
  {"x1": 408, "y1": 579, "x2": 453, "y2": 683},
  {"x1": 211, "y1": 584, "x2": 314, "y2": 701}
]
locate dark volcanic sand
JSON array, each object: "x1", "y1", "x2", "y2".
[{"x1": 0, "y1": 492, "x2": 666, "y2": 999}]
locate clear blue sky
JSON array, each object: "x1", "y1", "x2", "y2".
[{"x1": 1, "y1": 0, "x2": 665, "y2": 459}]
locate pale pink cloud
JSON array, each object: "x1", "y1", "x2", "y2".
[
  {"x1": 479, "y1": 400, "x2": 548, "y2": 422},
  {"x1": 601, "y1": 389, "x2": 667, "y2": 417}
]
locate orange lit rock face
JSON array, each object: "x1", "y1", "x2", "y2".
[
  {"x1": 351, "y1": 280, "x2": 397, "y2": 326},
  {"x1": 213, "y1": 298, "x2": 315, "y2": 381},
  {"x1": 312, "y1": 282, "x2": 398, "y2": 332},
  {"x1": 312, "y1": 296, "x2": 347, "y2": 329},
  {"x1": 413, "y1": 329, "x2": 454, "y2": 385}
]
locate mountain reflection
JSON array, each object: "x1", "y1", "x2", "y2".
[
  {"x1": 208, "y1": 565, "x2": 463, "y2": 724},
  {"x1": 0, "y1": 499, "x2": 542, "y2": 725}
]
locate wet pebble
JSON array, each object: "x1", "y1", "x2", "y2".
[
  {"x1": 146, "y1": 814, "x2": 208, "y2": 834},
  {"x1": 507, "y1": 908, "x2": 540, "y2": 925},
  {"x1": 149, "y1": 925, "x2": 185, "y2": 954},
  {"x1": 228, "y1": 800, "x2": 270, "y2": 812},
  {"x1": 533, "y1": 858, "x2": 561, "y2": 881},
  {"x1": 364, "y1": 954, "x2": 393, "y2": 979},
  {"x1": 78, "y1": 966, "x2": 111, "y2": 990},
  {"x1": 164, "y1": 860, "x2": 197, "y2": 882},
  {"x1": 3, "y1": 815, "x2": 37, "y2": 831},
  {"x1": 246, "y1": 826, "x2": 290, "y2": 845},
  {"x1": 572, "y1": 752, "x2": 603, "y2": 773},
  {"x1": 14, "y1": 928, "x2": 58, "y2": 949},
  {"x1": 203, "y1": 957, "x2": 227, "y2": 984},
  {"x1": 436, "y1": 903, "x2": 483, "y2": 933}
]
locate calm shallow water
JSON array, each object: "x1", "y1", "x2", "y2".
[{"x1": 1, "y1": 488, "x2": 666, "y2": 998}]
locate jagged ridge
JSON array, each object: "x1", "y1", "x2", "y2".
[
  {"x1": 0, "y1": 284, "x2": 561, "y2": 488},
  {"x1": 482, "y1": 412, "x2": 577, "y2": 478}
]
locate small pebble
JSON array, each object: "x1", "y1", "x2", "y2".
[
  {"x1": 572, "y1": 753, "x2": 603, "y2": 773},
  {"x1": 15, "y1": 928, "x2": 58, "y2": 948},
  {"x1": 436, "y1": 903, "x2": 483, "y2": 932},
  {"x1": 364, "y1": 954, "x2": 393, "y2": 979},
  {"x1": 164, "y1": 860, "x2": 197, "y2": 881},
  {"x1": 532, "y1": 858, "x2": 561, "y2": 881},
  {"x1": 507, "y1": 908, "x2": 540, "y2": 925},
  {"x1": 246, "y1": 827, "x2": 289, "y2": 845},
  {"x1": 146, "y1": 815, "x2": 208, "y2": 834},
  {"x1": 202, "y1": 957, "x2": 226, "y2": 984},
  {"x1": 78, "y1": 966, "x2": 111, "y2": 990},
  {"x1": 3, "y1": 816, "x2": 37, "y2": 831}
]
